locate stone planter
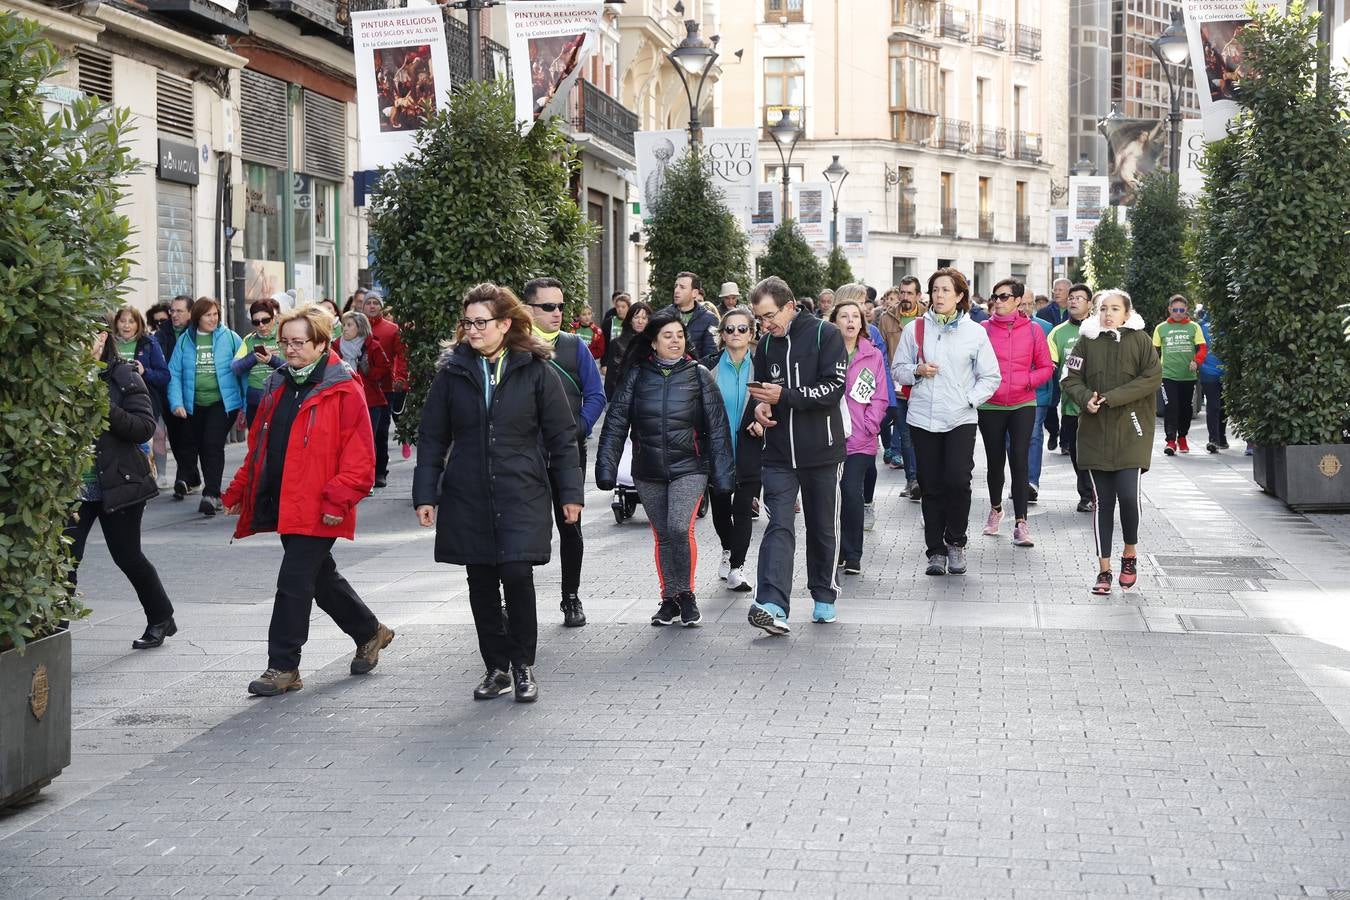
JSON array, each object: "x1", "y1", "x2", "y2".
[
  {"x1": 0, "y1": 624, "x2": 71, "y2": 809},
  {"x1": 1253, "y1": 444, "x2": 1350, "y2": 512}
]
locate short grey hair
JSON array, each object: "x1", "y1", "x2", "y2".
[{"x1": 341, "y1": 310, "x2": 372, "y2": 338}]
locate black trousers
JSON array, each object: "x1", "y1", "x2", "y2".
[
  {"x1": 371, "y1": 404, "x2": 392, "y2": 480},
  {"x1": 549, "y1": 440, "x2": 585, "y2": 597},
  {"x1": 1088, "y1": 469, "x2": 1142, "y2": 558},
  {"x1": 710, "y1": 479, "x2": 759, "y2": 569},
  {"x1": 978, "y1": 406, "x2": 1035, "y2": 520},
  {"x1": 267, "y1": 534, "x2": 379, "y2": 670},
  {"x1": 1200, "y1": 377, "x2": 1225, "y2": 444},
  {"x1": 911, "y1": 424, "x2": 978, "y2": 558},
  {"x1": 1162, "y1": 377, "x2": 1196, "y2": 441},
  {"x1": 187, "y1": 402, "x2": 231, "y2": 497},
  {"x1": 65, "y1": 501, "x2": 173, "y2": 624},
  {"x1": 1044, "y1": 402, "x2": 1061, "y2": 442},
  {"x1": 839, "y1": 453, "x2": 874, "y2": 563},
  {"x1": 466, "y1": 561, "x2": 537, "y2": 670},
  {"x1": 1060, "y1": 414, "x2": 1095, "y2": 502},
  {"x1": 164, "y1": 409, "x2": 199, "y2": 488}
]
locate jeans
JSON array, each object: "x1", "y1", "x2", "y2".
[
  {"x1": 878, "y1": 406, "x2": 896, "y2": 458},
  {"x1": 1027, "y1": 404, "x2": 1049, "y2": 488},
  {"x1": 466, "y1": 561, "x2": 538, "y2": 670},
  {"x1": 267, "y1": 534, "x2": 379, "y2": 670},
  {"x1": 889, "y1": 398, "x2": 918, "y2": 479},
  {"x1": 244, "y1": 386, "x2": 266, "y2": 428},
  {"x1": 1061, "y1": 414, "x2": 1094, "y2": 502},
  {"x1": 756, "y1": 463, "x2": 841, "y2": 614},
  {"x1": 710, "y1": 479, "x2": 759, "y2": 569},
  {"x1": 187, "y1": 401, "x2": 231, "y2": 497},
  {"x1": 164, "y1": 407, "x2": 199, "y2": 488},
  {"x1": 1162, "y1": 377, "x2": 1196, "y2": 441},
  {"x1": 1200, "y1": 376, "x2": 1225, "y2": 444},
  {"x1": 65, "y1": 501, "x2": 173, "y2": 624},
  {"x1": 979, "y1": 406, "x2": 1035, "y2": 520},
  {"x1": 549, "y1": 440, "x2": 585, "y2": 597},
  {"x1": 839, "y1": 453, "x2": 875, "y2": 564},
  {"x1": 1089, "y1": 469, "x2": 1142, "y2": 558},
  {"x1": 910, "y1": 424, "x2": 978, "y2": 558},
  {"x1": 371, "y1": 404, "x2": 392, "y2": 480},
  {"x1": 634, "y1": 473, "x2": 707, "y2": 598}
]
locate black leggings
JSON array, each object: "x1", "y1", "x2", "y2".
[
  {"x1": 465, "y1": 561, "x2": 538, "y2": 671},
  {"x1": 1088, "y1": 469, "x2": 1142, "y2": 559},
  {"x1": 1162, "y1": 378, "x2": 1195, "y2": 441},
  {"x1": 710, "y1": 479, "x2": 759, "y2": 569},
  {"x1": 978, "y1": 406, "x2": 1035, "y2": 520},
  {"x1": 65, "y1": 501, "x2": 173, "y2": 624}
]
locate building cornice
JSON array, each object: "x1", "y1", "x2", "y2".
[
  {"x1": 0, "y1": 0, "x2": 105, "y2": 45},
  {"x1": 92, "y1": 4, "x2": 247, "y2": 68}
]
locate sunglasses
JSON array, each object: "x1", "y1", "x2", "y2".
[
  {"x1": 991, "y1": 292, "x2": 1017, "y2": 302},
  {"x1": 152, "y1": 318, "x2": 170, "y2": 327},
  {"x1": 251, "y1": 316, "x2": 273, "y2": 326},
  {"x1": 1170, "y1": 307, "x2": 1187, "y2": 313},
  {"x1": 530, "y1": 303, "x2": 565, "y2": 313},
  {"x1": 722, "y1": 324, "x2": 751, "y2": 334}
]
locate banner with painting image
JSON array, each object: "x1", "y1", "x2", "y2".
[
  {"x1": 352, "y1": 7, "x2": 453, "y2": 169},
  {"x1": 841, "y1": 212, "x2": 868, "y2": 258},
  {"x1": 1182, "y1": 0, "x2": 1285, "y2": 141},
  {"x1": 506, "y1": 1, "x2": 604, "y2": 133}
]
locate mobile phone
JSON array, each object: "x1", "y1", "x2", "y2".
[
  {"x1": 255, "y1": 344, "x2": 270, "y2": 357},
  {"x1": 748, "y1": 381, "x2": 765, "y2": 389}
]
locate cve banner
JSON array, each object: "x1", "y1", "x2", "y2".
[
  {"x1": 352, "y1": 7, "x2": 454, "y2": 170},
  {"x1": 506, "y1": 1, "x2": 604, "y2": 134}
]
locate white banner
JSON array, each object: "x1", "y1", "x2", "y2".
[
  {"x1": 700, "y1": 127, "x2": 759, "y2": 224},
  {"x1": 791, "y1": 181, "x2": 830, "y2": 255},
  {"x1": 1178, "y1": 119, "x2": 1207, "y2": 199},
  {"x1": 1183, "y1": 0, "x2": 1285, "y2": 142},
  {"x1": 1068, "y1": 175, "x2": 1109, "y2": 239},
  {"x1": 748, "y1": 184, "x2": 780, "y2": 244},
  {"x1": 634, "y1": 129, "x2": 689, "y2": 223},
  {"x1": 352, "y1": 8, "x2": 454, "y2": 170},
  {"x1": 841, "y1": 212, "x2": 868, "y2": 258},
  {"x1": 507, "y1": 1, "x2": 604, "y2": 133},
  {"x1": 1048, "y1": 209, "x2": 1079, "y2": 257}
]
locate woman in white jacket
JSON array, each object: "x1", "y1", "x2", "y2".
[{"x1": 892, "y1": 268, "x2": 1002, "y2": 576}]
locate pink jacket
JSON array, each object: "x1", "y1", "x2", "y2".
[
  {"x1": 843, "y1": 336, "x2": 892, "y2": 455},
  {"x1": 981, "y1": 312, "x2": 1054, "y2": 407}
]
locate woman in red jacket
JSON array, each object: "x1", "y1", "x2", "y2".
[
  {"x1": 334, "y1": 310, "x2": 392, "y2": 487},
  {"x1": 223, "y1": 306, "x2": 394, "y2": 697}
]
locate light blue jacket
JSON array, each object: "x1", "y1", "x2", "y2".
[
  {"x1": 892, "y1": 310, "x2": 1001, "y2": 433},
  {"x1": 167, "y1": 327, "x2": 246, "y2": 415}
]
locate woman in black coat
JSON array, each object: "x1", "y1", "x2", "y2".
[
  {"x1": 414, "y1": 283, "x2": 583, "y2": 704},
  {"x1": 595, "y1": 305, "x2": 735, "y2": 628},
  {"x1": 65, "y1": 332, "x2": 176, "y2": 649},
  {"x1": 600, "y1": 301, "x2": 652, "y2": 398}
]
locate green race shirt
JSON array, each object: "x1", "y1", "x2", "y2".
[
  {"x1": 1048, "y1": 318, "x2": 1084, "y2": 416},
  {"x1": 243, "y1": 334, "x2": 279, "y2": 391},
  {"x1": 115, "y1": 338, "x2": 137, "y2": 362},
  {"x1": 1152, "y1": 319, "x2": 1205, "y2": 382},
  {"x1": 194, "y1": 332, "x2": 222, "y2": 408}
]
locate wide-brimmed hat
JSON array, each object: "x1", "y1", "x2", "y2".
[{"x1": 719, "y1": 282, "x2": 740, "y2": 298}]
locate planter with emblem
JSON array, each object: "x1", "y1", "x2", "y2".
[
  {"x1": 1252, "y1": 445, "x2": 1350, "y2": 513},
  {"x1": 0, "y1": 624, "x2": 72, "y2": 809}
]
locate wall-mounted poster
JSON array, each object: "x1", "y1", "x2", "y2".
[
  {"x1": 634, "y1": 129, "x2": 689, "y2": 223},
  {"x1": 1183, "y1": 0, "x2": 1285, "y2": 141},
  {"x1": 1068, "y1": 175, "x2": 1110, "y2": 239},
  {"x1": 791, "y1": 181, "x2": 830, "y2": 254},
  {"x1": 352, "y1": 7, "x2": 453, "y2": 169},
  {"x1": 1048, "y1": 210, "x2": 1079, "y2": 258},
  {"x1": 748, "y1": 185, "x2": 780, "y2": 244},
  {"x1": 506, "y1": 1, "x2": 604, "y2": 133},
  {"x1": 841, "y1": 212, "x2": 868, "y2": 258}
]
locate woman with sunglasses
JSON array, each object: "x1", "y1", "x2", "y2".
[
  {"x1": 978, "y1": 278, "x2": 1054, "y2": 548},
  {"x1": 231, "y1": 299, "x2": 285, "y2": 427},
  {"x1": 701, "y1": 306, "x2": 760, "y2": 593},
  {"x1": 414, "y1": 284, "x2": 583, "y2": 703}
]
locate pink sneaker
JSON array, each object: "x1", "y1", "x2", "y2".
[
  {"x1": 982, "y1": 507, "x2": 1003, "y2": 536},
  {"x1": 1012, "y1": 520, "x2": 1034, "y2": 547},
  {"x1": 401, "y1": 443, "x2": 413, "y2": 459}
]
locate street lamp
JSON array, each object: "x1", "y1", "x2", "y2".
[
  {"x1": 1071, "y1": 153, "x2": 1098, "y2": 177},
  {"x1": 822, "y1": 155, "x2": 849, "y2": 249},
  {"x1": 768, "y1": 108, "x2": 802, "y2": 221},
  {"x1": 667, "y1": 20, "x2": 719, "y2": 146},
  {"x1": 1151, "y1": 9, "x2": 1190, "y2": 174}
]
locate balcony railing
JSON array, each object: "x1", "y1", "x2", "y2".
[
  {"x1": 1015, "y1": 24, "x2": 1042, "y2": 58},
  {"x1": 978, "y1": 212, "x2": 994, "y2": 240},
  {"x1": 891, "y1": 111, "x2": 936, "y2": 145},
  {"x1": 933, "y1": 117, "x2": 970, "y2": 150},
  {"x1": 898, "y1": 199, "x2": 917, "y2": 235},
  {"x1": 569, "y1": 78, "x2": 639, "y2": 157},
  {"x1": 940, "y1": 3, "x2": 970, "y2": 40},
  {"x1": 976, "y1": 15, "x2": 1006, "y2": 49},
  {"x1": 1013, "y1": 130, "x2": 1042, "y2": 161},
  {"x1": 974, "y1": 126, "x2": 1006, "y2": 156},
  {"x1": 940, "y1": 206, "x2": 958, "y2": 236},
  {"x1": 443, "y1": 15, "x2": 510, "y2": 83},
  {"x1": 146, "y1": 0, "x2": 249, "y2": 35},
  {"x1": 1015, "y1": 215, "x2": 1031, "y2": 243},
  {"x1": 255, "y1": 0, "x2": 346, "y2": 41},
  {"x1": 892, "y1": 0, "x2": 937, "y2": 31}
]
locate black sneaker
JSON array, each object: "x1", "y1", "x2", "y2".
[
  {"x1": 1047, "y1": 434, "x2": 1058, "y2": 451},
  {"x1": 843, "y1": 559, "x2": 861, "y2": 575},
  {"x1": 511, "y1": 664, "x2": 538, "y2": 703},
  {"x1": 651, "y1": 599, "x2": 680, "y2": 626},
  {"x1": 199, "y1": 497, "x2": 216, "y2": 517},
  {"x1": 1206, "y1": 442, "x2": 1218, "y2": 453},
  {"x1": 677, "y1": 592, "x2": 701, "y2": 627},
  {"x1": 1076, "y1": 499, "x2": 1094, "y2": 513},
  {"x1": 374, "y1": 477, "x2": 387, "y2": 488},
  {"x1": 561, "y1": 593, "x2": 586, "y2": 628},
  {"x1": 473, "y1": 668, "x2": 512, "y2": 700},
  {"x1": 1027, "y1": 485, "x2": 1039, "y2": 504},
  {"x1": 1218, "y1": 439, "x2": 1230, "y2": 450},
  {"x1": 908, "y1": 483, "x2": 922, "y2": 502},
  {"x1": 172, "y1": 479, "x2": 187, "y2": 501}
]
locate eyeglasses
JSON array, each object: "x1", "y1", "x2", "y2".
[
  {"x1": 463, "y1": 317, "x2": 502, "y2": 331},
  {"x1": 530, "y1": 303, "x2": 565, "y2": 313},
  {"x1": 278, "y1": 338, "x2": 311, "y2": 349},
  {"x1": 991, "y1": 293, "x2": 1017, "y2": 302},
  {"x1": 251, "y1": 316, "x2": 273, "y2": 326},
  {"x1": 722, "y1": 324, "x2": 751, "y2": 334},
  {"x1": 754, "y1": 303, "x2": 791, "y2": 324}
]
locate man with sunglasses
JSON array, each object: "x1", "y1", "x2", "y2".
[
  {"x1": 155, "y1": 294, "x2": 201, "y2": 500},
  {"x1": 524, "y1": 277, "x2": 606, "y2": 629},
  {"x1": 1151, "y1": 294, "x2": 1207, "y2": 455}
]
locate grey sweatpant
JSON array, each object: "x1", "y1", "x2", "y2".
[{"x1": 634, "y1": 473, "x2": 708, "y2": 599}]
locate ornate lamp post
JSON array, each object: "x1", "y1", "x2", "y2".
[
  {"x1": 823, "y1": 154, "x2": 849, "y2": 249},
  {"x1": 1151, "y1": 10, "x2": 1191, "y2": 174},
  {"x1": 667, "y1": 20, "x2": 719, "y2": 146},
  {"x1": 768, "y1": 109, "x2": 802, "y2": 221}
]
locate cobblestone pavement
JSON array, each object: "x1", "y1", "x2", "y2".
[{"x1": 2, "y1": 430, "x2": 1349, "y2": 899}]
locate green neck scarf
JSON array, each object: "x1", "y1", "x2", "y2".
[
  {"x1": 936, "y1": 311, "x2": 959, "y2": 325},
  {"x1": 288, "y1": 358, "x2": 322, "y2": 384}
]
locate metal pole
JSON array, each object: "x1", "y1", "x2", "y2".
[
  {"x1": 830, "y1": 195, "x2": 839, "y2": 249},
  {"x1": 467, "y1": 0, "x2": 481, "y2": 82},
  {"x1": 1168, "y1": 92, "x2": 1181, "y2": 175},
  {"x1": 781, "y1": 168, "x2": 791, "y2": 222}
]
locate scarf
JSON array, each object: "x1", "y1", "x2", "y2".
[
  {"x1": 339, "y1": 336, "x2": 365, "y2": 371},
  {"x1": 532, "y1": 323, "x2": 560, "y2": 345},
  {"x1": 716, "y1": 352, "x2": 750, "y2": 457},
  {"x1": 287, "y1": 358, "x2": 322, "y2": 384},
  {"x1": 936, "y1": 311, "x2": 959, "y2": 325}
]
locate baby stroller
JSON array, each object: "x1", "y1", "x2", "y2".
[{"x1": 611, "y1": 439, "x2": 643, "y2": 523}]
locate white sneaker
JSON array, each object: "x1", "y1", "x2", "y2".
[
  {"x1": 862, "y1": 502, "x2": 875, "y2": 532},
  {"x1": 726, "y1": 567, "x2": 752, "y2": 592},
  {"x1": 718, "y1": 549, "x2": 732, "y2": 580}
]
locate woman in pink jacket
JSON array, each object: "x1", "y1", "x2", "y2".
[
  {"x1": 830, "y1": 288, "x2": 892, "y2": 576},
  {"x1": 979, "y1": 279, "x2": 1054, "y2": 547}
]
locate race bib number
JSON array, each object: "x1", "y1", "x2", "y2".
[
  {"x1": 1065, "y1": 355, "x2": 1083, "y2": 372},
  {"x1": 849, "y1": 368, "x2": 877, "y2": 405}
]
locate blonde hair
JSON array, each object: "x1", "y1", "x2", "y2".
[
  {"x1": 833, "y1": 283, "x2": 869, "y2": 305},
  {"x1": 276, "y1": 306, "x2": 333, "y2": 347}
]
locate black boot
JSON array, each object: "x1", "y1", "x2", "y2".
[
  {"x1": 561, "y1": 592, "x2": 586, "y2": 628},
  {"x1": 132, "y1": 617, "x2": 177, "y2": 649},
  {"x1": 512, "y1": 664, "x2": 538, "y2": 703}
]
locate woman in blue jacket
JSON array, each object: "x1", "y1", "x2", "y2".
[{"x1": 168, "y1": 297, "x2": 244, "y2": 517}]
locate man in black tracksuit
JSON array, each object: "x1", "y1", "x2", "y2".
[{"x1": 744, "y1": 276, "x2": 848, "y2": 635}]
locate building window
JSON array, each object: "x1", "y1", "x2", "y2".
[
  {"x1": 892, "y1": 257, "x2": 916, "y2": 285},
  {"x1": 889, "y1": 39, "x2": 939, "y2": 114},
  {"x1": 765, "y1": 0, "x2": 805, "y2": 23},
  {"x1": 764, "y1": 57, "x2": 806, "y2": 128},
  {"x1": 765, "y1": 164, "x2": 805, "y2": 186},
  {"x1": 892, "y1": 0, "x2": 937, "y2": 29}
]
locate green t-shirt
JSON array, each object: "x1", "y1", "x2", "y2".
[
  {"x1": 1152, "y1": 319, "x2": 1205, "y2": 382},
  {"x1": 1047, "y1": 318, "x2": 1084, "y2": 416},
  {"x1": 115, "y1": 338, "x2": 137, "y2": 362},
  {"x1": 243, "y1": 334, "x2": 279, "y2": 391},
  {"x1": 194, "y1": 332, "x2": 222, "y2": 408}
]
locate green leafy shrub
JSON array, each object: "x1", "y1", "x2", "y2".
[
  {"x1": 643, "y1": 150, "x2": 750, "y2": 308},
  {"x1": 1084, "y1": 207, "x2": 1130, "y2": 292},
  {"x1": 757, "y1": 220, "x2": 825, "y2": 300},
  {"x1": 368, "y1": 80, "x2": 596, "y2": 442},
  {"x1": 0, "y1": 13, "x2": 134, "y2": 650},
  {"x1": 1125, "y1": 171, "x2": 1190, "y2": 327},
  {"x1": 822, "y1": 246, "x2": 855, "y2": 291}
]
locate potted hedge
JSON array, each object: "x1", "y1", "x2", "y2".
[
  {"x1": 1193, "y1": 1, "x2": 1350, "y2": 511},
  {"x1": 0, "y1": 14, "x2": 135, "y2": 807}
]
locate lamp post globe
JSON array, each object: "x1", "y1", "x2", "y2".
[{"x1": 823, "y1": 155, "x2": 849, "y2": 249}]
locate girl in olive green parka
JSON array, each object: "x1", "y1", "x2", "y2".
[{"x1": 1061, "y1": 289, "x2": 1162, "y2": 596}]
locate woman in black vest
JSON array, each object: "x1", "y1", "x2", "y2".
[
  {"x1": 414, "y1": 283, "x2": 583, "y2": 703},
  {"x1": 66, "y1": 332, "x2": 176, "y2": 649}
]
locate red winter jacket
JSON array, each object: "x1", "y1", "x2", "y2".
[
  {"x1": 368, "y1": 314, "x2": 407, "y2": 392},
  {"x1": 980, "y1": 312, "x2": 1054, "y2": 407},
  {"x1": 333, "y1": 337, "x2": 392, "y2": 407},
  {"x1": 222, "y1": 351, "x2": 375, "y2": 541}
]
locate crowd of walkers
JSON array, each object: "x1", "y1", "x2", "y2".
[{"x1": 74, "y1": 266, "x2": 1226, "y2": 704}]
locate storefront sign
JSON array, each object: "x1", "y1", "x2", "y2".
[{"x1": 157, "y1": 139, "x2": 199, "y2": 186}]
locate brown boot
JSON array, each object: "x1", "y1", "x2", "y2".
[
  {"x1": 248, "y1": 668, "x2": 302, "y2": 696},
  {"x1": 351, "y1": 623, "x2": 395, "y2": 675}
]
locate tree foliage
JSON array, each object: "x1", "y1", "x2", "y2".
[
  {"x1": 1192, "y1": 0, "x2": 1350, "y2": 446},
  {"x1": 368, "y1": 80, "x2": 596, "y2": 442},
  {"x1": 757, "y1": 221, "x2": 825, "y2": 300},
  {"x1": 1125, "y1": 171, "x2": 1190, "y2": 327},
  {"x1": 1, "y1": 13, "x2": 133, "y2": 650},
  {"x1": 822, "y1": 246, "x2": 855, "y2": 291},
  {"x1": 1084, "y1": 207, "x2": 1130, "y2": 292},
  {"x1": 643, "y1": 149, "x2": 749, "y2": 308}
]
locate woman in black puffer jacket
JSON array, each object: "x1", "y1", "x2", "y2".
[
  {"x1": 596, "y1": 306, "x2": 735, "y2": 628},
  {"x1": 66, "y1": 333, "x2": 176, "y2": 649}
]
